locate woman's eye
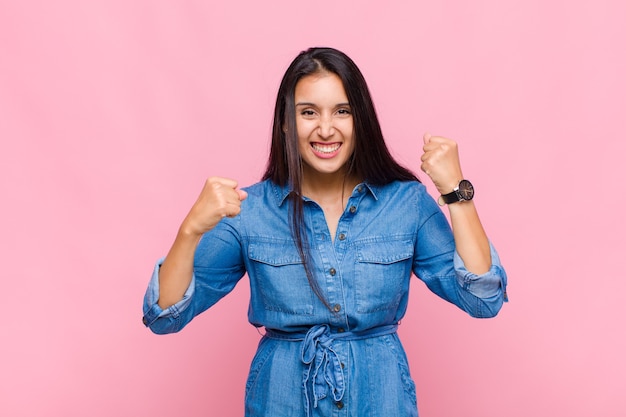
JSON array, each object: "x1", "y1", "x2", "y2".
[
  {"x1": 301, "y1": 110, "x2": 315, "y2": 116},
  {"x1": 337, "y1": 108, "x2": 351, "y2": 115}
]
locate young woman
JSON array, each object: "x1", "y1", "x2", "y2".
[{"x1": 142, "y1": 47, "x2": 508, "y2": 416}]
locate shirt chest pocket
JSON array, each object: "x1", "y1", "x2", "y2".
[
  {"x1": 248, "y1": 242, "x2": 315, "y2": 315},
  {"x1": 354, "y1": 240, "x2": 414, "y2": 313}
]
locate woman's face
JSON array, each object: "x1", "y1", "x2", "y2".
[{"x1": 294, "y1": 72, "x2": 355, "y2": 181}]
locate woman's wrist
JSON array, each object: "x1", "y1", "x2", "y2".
[{"x1": 178, "y1": 221, "x2": 205, "y2": 242}]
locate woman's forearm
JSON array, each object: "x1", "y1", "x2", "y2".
[
  {"x1": 447, "y1": 200, "x2": 491, "y2": 274},
  {"x1": 157, "y1": 226, "x2": 203, "y2": 309}
]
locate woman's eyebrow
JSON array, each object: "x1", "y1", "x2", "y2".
[{"x1": 295, "y1": 102, "x2": 350, "y2": 107}]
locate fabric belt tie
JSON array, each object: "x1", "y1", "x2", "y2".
[{"x1": 265, "y1": 324, "x2": 398, "y2": 416}]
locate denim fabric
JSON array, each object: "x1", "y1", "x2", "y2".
[{"x1": 143, "y1": 179, "x2": 508, "y2": 416}]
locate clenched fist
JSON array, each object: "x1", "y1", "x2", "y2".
[
  {"x1": 420, "y1": 133, "x2": 464, "y2": 195},
  {"x1": 181, "y1": 176, "x2": 248, "y2": 236}
]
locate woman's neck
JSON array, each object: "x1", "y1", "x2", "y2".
[
  {"x1": 301, "y1": 171, "x2": 361, "y2": 240},
  {"x1": 301, "y1": 172, "x2": 360, "y2": 206}
]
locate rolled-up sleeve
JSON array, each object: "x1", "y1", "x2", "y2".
[
  {"x1": 142, "y1": 258, "x2": 197, "y2": 334},
  {"x1": 416, "y1": 237, "x2": 508, "y2": 318},
  {"x1": 413, "y1": 187, "x2": 508, "y2": 318},
  {"x1": 454, "y1": 242, "x2": 508, "y2": 301},
  {"x1": 142, "y1": 218, "x2": 246, "y2": 334}
]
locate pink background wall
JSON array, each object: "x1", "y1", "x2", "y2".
[{"x1": 2, "y1": 1, "x2": 625, "y2": 416}]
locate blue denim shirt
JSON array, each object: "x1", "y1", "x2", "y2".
[{"x1": 143, "y1": 179, "x2": 507, "y2": 416}]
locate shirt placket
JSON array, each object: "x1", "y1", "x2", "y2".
[{"x1": 308, "y1": 188, "x2": 366, "y2": 415}]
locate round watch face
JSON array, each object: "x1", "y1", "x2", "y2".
[{"x1": 458, "y1": 180, "x2": 474, "y2": 200}]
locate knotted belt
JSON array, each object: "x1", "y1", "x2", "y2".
[{"x1": 265, "y1": 324, "x2": 398, "y2": 416}]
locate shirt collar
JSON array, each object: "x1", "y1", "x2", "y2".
[{"x1": 271, "y1": 180, "x2": 379, "y2": 207}]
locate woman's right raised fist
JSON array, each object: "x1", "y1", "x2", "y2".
[{"x1": 181, "y1": 176, "x2": 248, "y2": 236}]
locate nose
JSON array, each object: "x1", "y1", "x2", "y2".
[{"x1": 317, "y1": 114, "x2": 335, "y2": 139}]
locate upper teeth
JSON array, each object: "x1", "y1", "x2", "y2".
[{"x1": 312, "y1": 143, "x2": 340, "y2": 153}]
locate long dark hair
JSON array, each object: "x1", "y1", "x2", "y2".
[{"x1": 262, "y1": 47, "x2": 418, "y2": 310}]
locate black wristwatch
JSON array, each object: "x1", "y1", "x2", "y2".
[{"x1": 438, "y1": 180, "x2": 474, "y2": 205}]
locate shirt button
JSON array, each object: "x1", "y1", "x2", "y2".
[
  {"x1": 329, "y1": 268, "x2": 336, "y2": 276},
  {"x1": 341, "y1": 362, "x2": 345, "y2": 368},
  {"x1": 333, "y1": 304, "x2": 341, "y2": 312},
  {"x1": 349, "y1": 205, "x2": 356, "y2": 213},
  {"x1": 357, "y1": 185, "x2": 364, "y2": 192},
  {"x1": 338, "y1": 233, "x2": 346, "y2": 241},
  {"x1": 336, "y1": 401, "x2": 344, "y2": 409},
  {"x1": 337, "y1": 327, "x2": 345, "y2": 333},
  {"x1": 142, "y1": 317, "x2": 148, "y2": 325}
]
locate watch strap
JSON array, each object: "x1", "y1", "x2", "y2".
[{"x1": 440, "y1": 189, "x2": 461, "y2": 204}]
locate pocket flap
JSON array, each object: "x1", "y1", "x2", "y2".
[
  {"x1": 356, "y1": 240, "x2": 414, "y2": 264},
  {"x1": 248, "y1": 242, "x2": 303, "y2": 266}
]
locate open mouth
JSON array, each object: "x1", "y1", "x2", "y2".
[{"x1": 311, "y1": 143, "x2": 341, "y2": 154}]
